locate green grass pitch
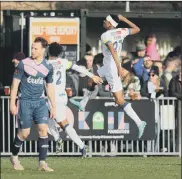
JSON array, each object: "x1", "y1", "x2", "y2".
[{"x1": 1, "y1": 157, "x2": 181, "y2": 179}]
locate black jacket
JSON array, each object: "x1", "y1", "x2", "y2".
[
  {"x1": 168, "y1": 75, "x2": 181, "y2": 100},
  {"x1": 141, "y1": 78, "x2": 168, "y2": 98}
]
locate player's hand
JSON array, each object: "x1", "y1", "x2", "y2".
[
  {"x1": 10, "y1": 103, "x2": 18, "y2": 115},
  {"x1": 91, "y1": 75, "x2": 103, "y2": 84},
  {"x1": 118, "y1": 14, "x2": 126, "y2": 21},
  {"x1": 50, "y1": 107, "x2": 56, "y2": 119}
]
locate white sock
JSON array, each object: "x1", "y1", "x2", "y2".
[
  {"x1": 80, "y1": 89, "x2": 91, "y2": 108},
  {"x1": 65, "y1": 125, "x2": 84, "y2": 149},
  {"x1": 123, "y1": 103, "x2": 142, "y2": 127},
  {"x1": 80, "y1": 89, "x2": 98, "y2": 108},
  {"x1": 47, "y1": 119, "x2": 60, "y2": 141}
]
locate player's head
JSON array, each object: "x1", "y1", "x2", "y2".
[
  {"x1": 48, "y1": 42, "x2": 63, "y2": 58},
  {"x1": 103, "y1": 14, "x2": 119, "y2": 30},
  {"x1": 31, "y1": 37, "x2": 48, "y2": 59}
]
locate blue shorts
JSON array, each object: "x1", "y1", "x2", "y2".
[{"x1": 17, "y1": 99, "x2": 49, "y2": 129}]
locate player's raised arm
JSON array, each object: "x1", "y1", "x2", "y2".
[
  {"x1": 118, "y1": 14, "x2": 140, "y2": 35},
  {"x1": 67, "y1": 61, "x2": 103, "y2": 84}
]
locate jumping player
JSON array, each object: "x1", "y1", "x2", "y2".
[
  {"x1": 72, "y1": 14, "x2": 146, "y2": 138},
  {"x1": 97, "y1": 14, "x2": 146, "y2": 138}
]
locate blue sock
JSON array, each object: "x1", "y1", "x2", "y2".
[
  {"x1": 11, "y1": 135, "x2": 24, "y2": 156},
  {"x1": 38, "y1": 136, "x2": 48, "y2": 161}
]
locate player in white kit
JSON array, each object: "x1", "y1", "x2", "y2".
[
  {"x1": 97, "y1": 14, "x2": 146, "y2": 138},
  {"x1": 47, "y1": 42, "x2": 103, "y2": 156}
]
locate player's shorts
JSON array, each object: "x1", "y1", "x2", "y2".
[
  {"x1": 17, "y1": 99, "x2": 49, "y2": 129},
  {"x1": 97, "y1": 66, "x2": 122, "y2": 92},
  {"x1": 47, "y1": 92, "x2": 68, "y2": 123}
]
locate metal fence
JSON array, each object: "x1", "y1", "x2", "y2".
[{"x1": 0, "y1": 96, "x2": 181, "y2": 157}]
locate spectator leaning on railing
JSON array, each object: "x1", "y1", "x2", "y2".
[
  {"x1": 140, "y1": 66, "x2": 168, "y2": 99},
  {"x1": 168, "y1": 67, "x2": 181, "y2": 100}
]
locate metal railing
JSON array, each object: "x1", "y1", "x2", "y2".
[{"x1": 0, "y1": 96, "x2": 181, "y2": 157}]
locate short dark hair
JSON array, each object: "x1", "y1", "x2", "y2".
[
  {"x1": 34, "y1": 37, "x2": 48, "y2": 48},
  {"x1": 49, "y1": 42, "x2": 63, "y2": 57},
  {"x1": 13, "y1": 52, "x2": 26, "y2": 61},
  {"x1": 110, "y1": 14, "x2": 120, "y2": 24},
  {"x1": 93, "y1": 53, "x2": 103, "y2": 66}
]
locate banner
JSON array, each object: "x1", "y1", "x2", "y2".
[
  {"x1": 29, "y1": 17, "x2": 80, "y2": 61},
  {"x1": 28, "y1": 98, "x2": 155, "y2": 141}
]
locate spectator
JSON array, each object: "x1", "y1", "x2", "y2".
[
  {"x1": 162, "y1": 56, "x2": 181, "y2": 89},
  {"x1": 141, "y1": 66, "x2": 168, "y2": 99},
  {"x1": 78, "y1": 54, "x2": 99, "y2": 96},
  {"x1": 121, "y1": 57, "x2": 130, "y2": 65},
  {"x1": 66, "y1": 74, "x2": 77, "y2": 97},
  {"x1": 121, "y1": 61, "x2": 141, "y2": 100},
  {"x1": 145, "y1": 34, "x2": 160, "y2": 61},
  {"x1": 93, "y1": 53, "x2": 103, "y2": 68},
  {"x1": 133, "y1": 55, "x2": 153, "y2": 84},
  {"x1": 153, "y1": 61, "x2": 164, "y2": 78},
  {"x1": 168, "y1": 68, "x2": 181, "y2": 100},
  {"x1": 136, "y1": 43, "x2": 146, "y2": 58}
]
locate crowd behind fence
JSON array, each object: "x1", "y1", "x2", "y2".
[{"x1": 0, "y1": 96, "x2": 181, "y2": 157}]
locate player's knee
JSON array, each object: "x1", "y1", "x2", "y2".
[
  {"x1": 19, "y1": 130, "x2": 30, "y2": 140},
  {"x1": 38, "y1": 129, "x2": 48, "y2": 137},
  {"x1": 38, "y1": 125, "x2": 48, "y2": 137}
]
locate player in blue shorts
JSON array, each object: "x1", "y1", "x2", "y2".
[{"x1": 10, "y1": 37, "x2": 56, "y2": 172}]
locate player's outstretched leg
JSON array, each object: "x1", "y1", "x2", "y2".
[
  {"x1": 58, "y1": 121, "x2": 88, "y2": 157},
  {"x1": 69, "y1": 86, "x2": 99, "y2": 111},
  {"x1": 69, "y1": 89, "x2": 91, "y2": 111},
  {"x1": 113, "y1": 91, "x2": 146, "y2": 138}
]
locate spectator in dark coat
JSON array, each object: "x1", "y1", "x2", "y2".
[{"x1": 168, "y1": 69, "x2": 181, "y2": 100}]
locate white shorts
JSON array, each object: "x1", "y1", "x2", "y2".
[
  {"x1": 48, "y1": 92, "x2": 68, "y2": 122},
  {"x1": 97, "y1": 66, "x2": 122, "y2": 92}
]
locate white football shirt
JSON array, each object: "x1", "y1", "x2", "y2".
[
  {"x1": 48, "y1": 58, "x2": 72, "y2": 95},
  {"x1": 101, "y1": 28, "x2": 131, "y2": 69}
]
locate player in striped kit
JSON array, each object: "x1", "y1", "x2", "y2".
[{"x1": 10, "y1": 37, "x2": 56, "y2": 171}]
